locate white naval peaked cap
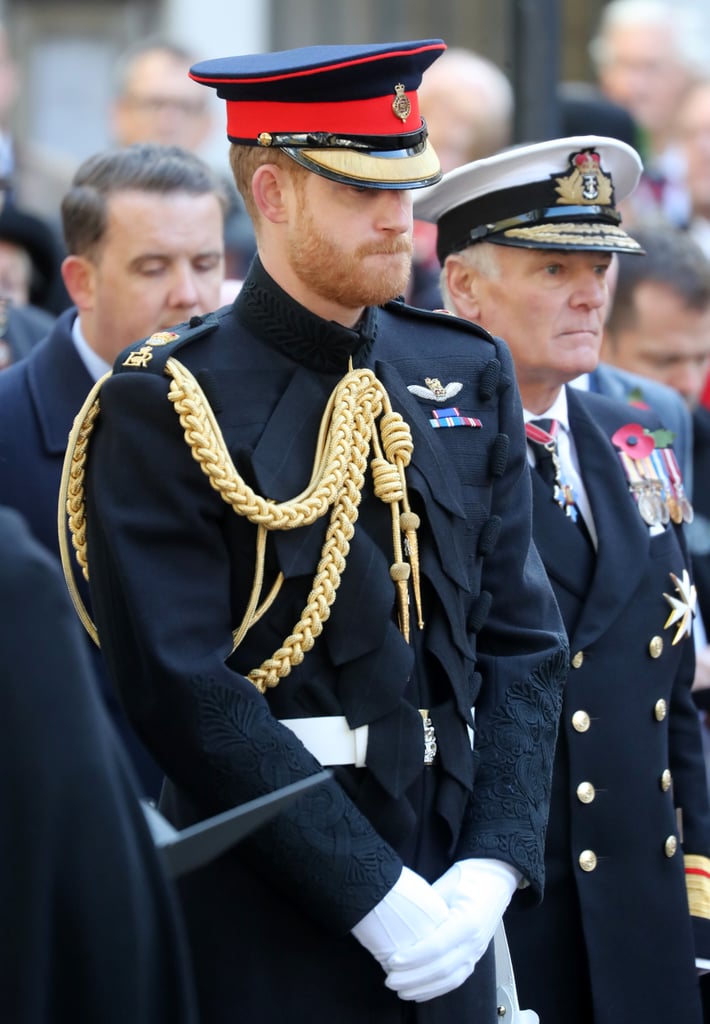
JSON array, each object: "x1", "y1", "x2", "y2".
[{"x1": 413, "y1": 134, "x2": 644, "y2": 263}]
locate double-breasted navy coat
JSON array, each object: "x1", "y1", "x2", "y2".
[
  {"x1": 505, "y1": 385, "x2": 710, "y2": 1024},
  {"x1": 78, "y1": 260, "x2": 568, "y2": 1023}
]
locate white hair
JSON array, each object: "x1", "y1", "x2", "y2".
[
  {"x1": 419, "y1": 48, "x2": 514, "y2": 159},
  {"x1": 440, "y1": 242, "x2": 502, "y2": 313},
  {"x1": 589, "y1": 0, "x2": 709, "y2": 76}
]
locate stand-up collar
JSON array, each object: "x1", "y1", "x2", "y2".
[{"x1": 235, "y1": 257, "x2": 378, "y2": 373}]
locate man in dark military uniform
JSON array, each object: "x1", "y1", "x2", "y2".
[
  {"x1": 416, "y1": 134, "x2": 710, "y2": 1023},
  {"x1": 63, "y1": 40, "x2": 568, "y2": 1023}
]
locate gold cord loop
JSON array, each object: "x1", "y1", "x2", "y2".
[{"x1": 60, "y1": 358, "x2": 423, "y2": 692}]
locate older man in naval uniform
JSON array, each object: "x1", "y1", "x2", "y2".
[{"x1": 416, "y1": 134, "x2": 710, "y2": 1024}]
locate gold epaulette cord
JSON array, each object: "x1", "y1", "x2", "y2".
[{"x1": 59, "y1": 357, "x2": 422, "y2": 694}]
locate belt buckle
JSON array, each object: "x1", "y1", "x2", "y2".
[{"x1": 419, "y1": 709, "x2": 437, "y2": 766}]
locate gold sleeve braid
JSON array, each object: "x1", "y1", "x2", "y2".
[
  {"x1": 59, "y1": 358, "x2": 422, "y2": 694},
  {"x1": 685, "y1": 854, "x2": 710, "y2": 922}
]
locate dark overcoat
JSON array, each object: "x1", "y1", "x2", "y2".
[
  {"x1": 80, "y1": 260, "x2": 568, "y2": 1023},
  {"x1": 0, "y1": 308, "x2": 162, "y2": 797},
  {"x1": 0, "y1": 506, "x2": 197, "y2": 1023},
  {"x1": 688, "y1": 405, "x2": 710, "y2": 632},
  {"x1": 505, "y1": 385, "x2": 710, "y2": 1024}
]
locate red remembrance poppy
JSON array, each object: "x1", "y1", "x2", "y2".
[{"x1": 611, "y1": 423, "x2": 655, "y2": 459}]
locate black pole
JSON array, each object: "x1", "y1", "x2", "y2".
[{"x1": 510, "y1": 0, "x2": 562, "y2": 144}]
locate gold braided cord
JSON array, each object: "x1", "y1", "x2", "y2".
[
  {"x1": 375, "y1": 410, "x2": 424, "y2": 631},
  {"x1": 58, "y1": 372, "x2": 112, "y2": 648},
  {"x1": 60, "y1": 356, "x2": 422, "y2": 693},
  {"x1": 166, "y1": 357, "x2": 421, "y2": 691},
  {"x1": 166, "y1": 355, "x2": 373, "y2": 529}
]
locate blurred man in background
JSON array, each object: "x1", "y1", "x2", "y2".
[
  {"x1": 409, "y1": 47, "x2": 513, "y2": 308},
  {"x1": 589, "y1": 0, "x2": 704, "y2": 225},
  {"x1": 0, "y1": 142, "x2": 226, "y2": 797},
  {"x1": 112, "y1": 37, "x2": 255, "y2": 283}
]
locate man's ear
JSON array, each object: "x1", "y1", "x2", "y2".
[
  {"x1": 60, "y1": 255, "x2": 96, "y2": 311},
  {"x1": 251, "y1": 163, "x2": 292, "y2": 224},
  {"x1": 445, "y1": 256, "x2": 483, "y2": 321}
]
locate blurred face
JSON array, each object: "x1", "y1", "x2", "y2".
[
  {"x1": 678, "y1": 83, "x2": 710, "y2": 218},
  {"x1": 0, "y1": 30, "x2": 18, "y2": 126},
  {"x1": 0, "y1": 241, "x2": 31, "y2": 305},
  {"x1": 419, "y1": 88, "x2": 483, "y2": 174},
  {"x1": 76, "y1": 189, "x2": 224, "y2": 362},
  {"x1": 605, "y1": 281, "x2": 710, "y2": 409},
  {"x1": 597, "y1": 22, "x2": 692, "y2": 142},
  {"x1": 418, "y1": 60, "x2": 510, "y2": 172},
  {"x1": 282, "y1": 172, "x2": 414, "y2": 324},
  {"x1": 450, "y1": 246, "x2": 611, "y2": 410},
  {"x1": 112, "y1": 50, "x2": 213, "y2": 151}
]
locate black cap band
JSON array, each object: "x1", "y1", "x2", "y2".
[
  {"x1": 438, "y1": 203, "x2": 621, "y2": 262},
  {"x1": 436, "y1": 177, "x2": 622, "y2": 263}
]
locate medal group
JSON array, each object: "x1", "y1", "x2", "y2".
[{"x1": 612, "y1": 423, "x2": 693, "y2": 527}]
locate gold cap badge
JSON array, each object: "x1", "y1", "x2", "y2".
[
  {"x1": 555, "y1": 149, "x2": 613, "y2": 206},
  {"x1": 392, "y1": 83, "x2": 411, "y2": 123}
]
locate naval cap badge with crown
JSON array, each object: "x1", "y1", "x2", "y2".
[{"x1": 555, "y1": 148, "x2": 613, "y2": 206}]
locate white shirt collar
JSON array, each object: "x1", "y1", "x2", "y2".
[
  {"x1": 523, "y1": 387, "x2": 570, "y2": 432},
  {"x1": 569, "y1": 373, "x2": 589, "y2": 391},
  {"x1": 71, "y1": 316, "x2": 111, "y2": 382}
]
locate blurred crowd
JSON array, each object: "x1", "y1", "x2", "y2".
[{"x1": 5, "y1": 1, "x2": 710, "y2": 1021}]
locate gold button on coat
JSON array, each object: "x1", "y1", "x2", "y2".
[
  {"x1": 649, "y1": 636, "x2": 663, "y2": 659},
  {"x1": 654, "y1": 699, "x2": 667, "y2": 722},
  {"x1": 571, "y1": 651, "x2": 584, "y2": 669},
  {"x1": 576, "y1": 782, "x2": 596, "y2": 804},
  {"x1": 660, "y1": 770, "x2": 672, "y2": 792},
  {"x1": 579, "y1": 850, "x2": 597, "y2": 872},
  {"x1": 665, "y1": 835, "x2": 678, "y2": 857},
  {"x1": 572, "y1": 710, "x2": 591, "y2": 732}
]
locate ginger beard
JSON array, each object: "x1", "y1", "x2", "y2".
[{"x1": 287, "y1": 189, "x2": 414, "y2": 310}]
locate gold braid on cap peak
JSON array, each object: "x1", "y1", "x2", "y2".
[{"x1": 59, "y1": 359, "x2": 422, "y2": 694}]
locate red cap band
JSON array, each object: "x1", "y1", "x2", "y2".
[{"x1": 225, "y1": 91, "x2": 420, "y2": 142}]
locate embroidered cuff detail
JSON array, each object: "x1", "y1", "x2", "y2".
[{"x1": 685, "y1": 854, "x2": 710, "y2": 920}]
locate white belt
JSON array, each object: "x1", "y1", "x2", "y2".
[{"x1": 280, "y1": 709, "x2": 474, "y2": 768}]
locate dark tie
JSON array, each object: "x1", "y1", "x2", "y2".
[
  {"x1": 527, "y1": 418, "x2": 566, "y2": 499},
  {"x1": 526, "y1": 418, "x2": 592, "y2": 544}
]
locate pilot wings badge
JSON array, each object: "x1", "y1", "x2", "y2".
[{"x1": 408, "y1": 377, "x2": 463, "y2": 401}]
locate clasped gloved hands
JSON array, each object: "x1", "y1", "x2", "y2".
[
  {"x1": 351, "y1": 865, "x2": 450, "y2": 966},
  {"x1": 352, "y1": 858, "x2": 520, "y2": 1002}
]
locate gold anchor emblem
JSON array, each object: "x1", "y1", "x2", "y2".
[{"x1": 555, "y1": 149, "x2": 613, "y2": 206}]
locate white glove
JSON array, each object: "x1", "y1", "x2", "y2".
[
  {"x1": 351, "y1": 866, "x2": 449, "y2": 966},
  {"x1": 384, "y1": 857, "x2": 521, "y2": 1002}
]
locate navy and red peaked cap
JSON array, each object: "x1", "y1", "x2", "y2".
[{"x1": 189, "y1": 39, "x2": 446, "y2": 188}]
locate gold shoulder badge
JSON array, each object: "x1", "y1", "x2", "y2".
[
  {"x1": 122, "y1": 330, "x2": 180, "y2": 368},
  {"x1": 555, "y1": 149, "x2": 613, "y2": 206},
  {"x1": 392, "y1": 83, "x2": 411, "y2": 123},
  {"x1": 146, "y1": 331, "x2": 180, "y2": 346}
]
